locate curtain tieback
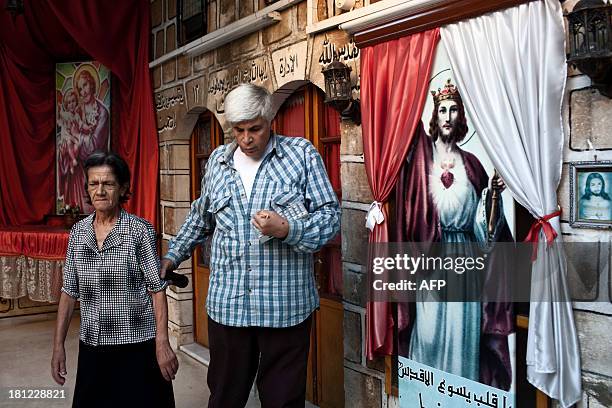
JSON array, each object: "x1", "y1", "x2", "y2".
[
  {"x1": 365, "y1": 201, "x2": 385, "y2": 231},
  {"x1": 523, "y1": 209, "x2": 562, "y2": 262}
]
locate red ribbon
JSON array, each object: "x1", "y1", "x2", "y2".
[{"x1": 523, "y1": 209, "x2": 562, "y2": 262}]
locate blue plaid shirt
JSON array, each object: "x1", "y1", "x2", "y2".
[{"x1": 165, "y1": 134, "x2": 340, "y2": 327}]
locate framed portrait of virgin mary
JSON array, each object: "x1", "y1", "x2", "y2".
[
  {"x1": 570, "y1": 161, "x2": 612, "y2": 228},
  {"x1": 55, "y1": 61, "x2": 111, "y2": 215}
]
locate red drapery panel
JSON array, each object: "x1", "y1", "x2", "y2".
[
  {"x1": 0, "y1": 0, "x2": 158, "y2": 227},
  {"x1": 362, "y1": 29, "x2": 440, "y2": 359},
  {"x1": 0, "y1": 226, "x2": 69, "y2": 260}
]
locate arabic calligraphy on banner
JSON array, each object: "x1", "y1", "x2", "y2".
[
  {"x1": 155, "y1": 86, "x2": 187, "y2": 136},
  {"x1": 318, "y1": 36, "x2": 360, "y2": 66},
  {"x1": 398, "y1": 357, "x2": 515, "y2": 408},
  {"x1": 272, "y1": 42, "x2": 308, "y2": 89},
  {"x1": 207, "y1": 57, "x2": 273, "y2": 115},
  {"x1": 309, "y1": 31, "x2": 361, "y2": 98}
]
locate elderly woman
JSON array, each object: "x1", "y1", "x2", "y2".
[{"x1": 51, "y1": 151, "x2": 177, "y2": 407}]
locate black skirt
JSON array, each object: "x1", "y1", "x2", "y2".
[{"x1": 73, "y1": 339, "x2": 175, "y2": 408}]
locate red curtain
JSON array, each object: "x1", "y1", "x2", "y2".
[
  {"x1": 0, "y1": 0, "x2": 158, "y2": 226},
  {"x1": 362, "y1": 29, "x2": 440, "y2": 359}
]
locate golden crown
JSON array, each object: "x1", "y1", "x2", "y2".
[{"x1": 431, "y1": 78, "x2": 460, "y2": 104}]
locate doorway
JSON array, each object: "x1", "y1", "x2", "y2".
[
  {"x1": 273, "y1": 83, "x2": 344, "y2": 408},
  {"x1": 189, "y1": 111, "x2": 223, "y2": 347}
]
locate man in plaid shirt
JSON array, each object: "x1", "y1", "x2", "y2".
[{"x1": 161, "y1": 84, "x2": 340, "y2": 408}]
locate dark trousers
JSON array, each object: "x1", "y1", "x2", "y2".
[
  {"x1": 73, "y1": 340, "x2": 175, "y2": 408},
  {"x1": 207, "y1": 315, "x2": 312, "y2": 408}
]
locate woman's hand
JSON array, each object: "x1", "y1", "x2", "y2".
[
  {"x1": 155, "y1": 341, "x2": 179, "y2": 382},
  {"x1": 51, "y1": 345, "x2": 67, "y2": 386}
]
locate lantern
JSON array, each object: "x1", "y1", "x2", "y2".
[
  {"x1": 567, "y1": 0, "x2": 612, "y2": 97},
  {"x1": 322, "y1": 59, "x2": 361, "y2": 125}
]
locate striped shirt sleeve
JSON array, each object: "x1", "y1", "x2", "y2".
[{"x1": 283, "y1": 145, "x2": 341, "y2": 253}]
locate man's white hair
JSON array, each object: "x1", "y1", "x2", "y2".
[{"x1": 224, "y1": 83, "x2": 274, "y2": 125}]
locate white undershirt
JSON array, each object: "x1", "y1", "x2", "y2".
[{"x1": 233, "y1": 140, "x2": 273, "y2": 199}]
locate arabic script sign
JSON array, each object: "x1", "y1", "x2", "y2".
[
  {"x1": 398, "y1": 357, "x2": 515, "y2": 408},
  {"x1": 207, "y1": 56, "x2": 273, "y2": 116},
  {"x1": 272, "y1": 42, "x2": 308, "y2": 88},
  {"x1": 155, "y1": 85, "x2": 188, "y2": 140}
]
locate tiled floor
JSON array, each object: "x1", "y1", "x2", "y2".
[{"x1": 0, "y1": 313, "x2": 317, "y2": 408}]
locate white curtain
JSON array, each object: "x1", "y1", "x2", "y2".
[{"x1": 440, "y1": 1, "x2": 581, "y2": 406}]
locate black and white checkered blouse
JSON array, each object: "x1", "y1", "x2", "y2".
[{"x1": 62, "y1": 209, "x2": 168, "y2": 346}]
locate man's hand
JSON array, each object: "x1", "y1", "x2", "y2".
[
  {"x1": 160, "y1": 258, "x2": 175, "y2": 280},
  {"x1": 251, "y1": 210, "x2": 289, "y2": 239},
  {"x1": 51, "y1": 345, "x2": 67, "y2": 386},
  {"x1": 155, "y1": 341, "x2": 179, "y2": 382}
]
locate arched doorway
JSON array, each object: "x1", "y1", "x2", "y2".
[
  {"x1": 273, "y1": 83, "x2": 344, "y2": 408},
  {"x1": 189, "y1": 110, "x2": 224, "y2": 347}
]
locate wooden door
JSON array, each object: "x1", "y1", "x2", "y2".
[
  {"x1": 273, "y1": 85, "x2": 344, "y2": 408},
  {"x1": 190, "y1": 111, "x2": 223, "y2": 347}
]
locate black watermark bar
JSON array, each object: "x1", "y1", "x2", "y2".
[{"x1": 367, "y1": 242, "x2": 607, "y2": 303}]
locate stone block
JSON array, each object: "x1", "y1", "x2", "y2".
[
  {"x1": 297, "y1": 1, "x2": 307, "y2": 32},
  {"x1": 160, "y1": 174, "x2": 191, "y2": 201},
  {"x1": 150, "y1": 34, "x2": 155, "y2": 62},
  {"x1": 217, "y1": 45, "x2": 232, "y2": 66},
  {"x1": 583, "y1": 371, "x2": 612, "y2": 408},
  {"x1": 232, "y1": 32, "x2": 259, "y2": 58},
  {"x1": 155, "y1": 30, "x2": 165, "y2": 59},
  {"x1": 565, "y1": 240, "x2": 599, "y2": 301},
  {"x1": 263, "y1": 8, "x2": 292, "y2": 45},
  {"x1": 341, "y1": 209, "x2": 369, "y2": 265},
  {"x1": 208, "y1": 1, "x2": 217, "y2": 33},
  {"x1": 317, "y1": 0, "x2": 328, "y2": 22},
  {"x1": 343, "y1": 265, "x2": 367, "y2": 307},
  {"x1": 167, "y1": 296, "x2": 193, "y2": 327},
  {"x1": 151, "y1": 0, "x2": 163, "y2": 27},
  {"x1": 169, "y1": 326, "x2": 194, "y2": 349},
  {"x1": 239, "y1": 0, "x2": 254, "y2": 19},
  {"x1": 167, "y1": 0, "x2": 177, "y2": 19},
  {"x1": 557, "y1": 164, "x2": 570, "y2": 222},
  {"x1": 366, "y1": 355, "x2": 385, "y2": 373},
  {"x1": 152, "y1": 66, "x2": 162, "y2": 90},
  {"x1": 344, "y1": 367, "x2": 382, "y2": 408},
  {"x1": 340, "y1": 122, "x2": 363, "y2": 155},
  {"x1": 162, "y1": 60, "x2": 177, "y2": 84},
  {"x1": 194, "y1": 52, "x2": 214, "y2": 72},
  {"x1": 219, "y1": 0, "x2": 236, "y2": 28},
  {"x1": 575, "y1": 311, "x2": 612, "y2": 377},
  {"x1": 166, "y1": 23, "x2": 177, "y2": 53},
  {"x1": 570, "y1": 88, "x2": 612, "y2": 150},
  {"x1": 164, "y1": 206, "x2": 190, "y2": 236},
  {"x1": 341, "y1": 162, "x2": 374, "y2": 203},
  {"x1": 159, "y1": 143, "x2": 190, "y2": 170},
  {"x1": 344, "y1": 310, "x2": 362, "y2": 364},
  {"x1": 178, "y1": 55, "x2": 191, "y2": 79}
]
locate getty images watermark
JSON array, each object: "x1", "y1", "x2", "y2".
[{"x1": 368, "y1": 242, "x2": 607, "y2": 303}]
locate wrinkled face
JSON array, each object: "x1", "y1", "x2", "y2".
[
  {"x1": 437, "y1": 99, "x2": 459, "y2": 138},
  {"x1": 590, "y1": 178, "x2": 603, "y2": 195},
  {"x1": 87, "y1": 165, "x2": 126, "y2": 213},
  {"x1": 232, "y1": 117, "x2": 271, "y2": 160},
  {"x1": 77, "y1": 77, "x2": 93, "y2": 103},
  {"x1": 65, "y1": 93, "x2": 78, "y2": 113}
]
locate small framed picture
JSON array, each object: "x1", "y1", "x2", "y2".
[{"x1": 570, "y1": 161, "x2": 612, "y2": 228}]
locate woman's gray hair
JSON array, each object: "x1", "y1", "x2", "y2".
[{"x1": 224, "y1": 83, "x2": 274, "y2": 125}]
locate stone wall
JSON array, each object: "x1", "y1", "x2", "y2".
[
  {"x1": 556, "y1": 3, "x2": 612, "y2": 407},
  {"x1": 340, "y1": 120, "x2": 399, "y2": 408}
]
